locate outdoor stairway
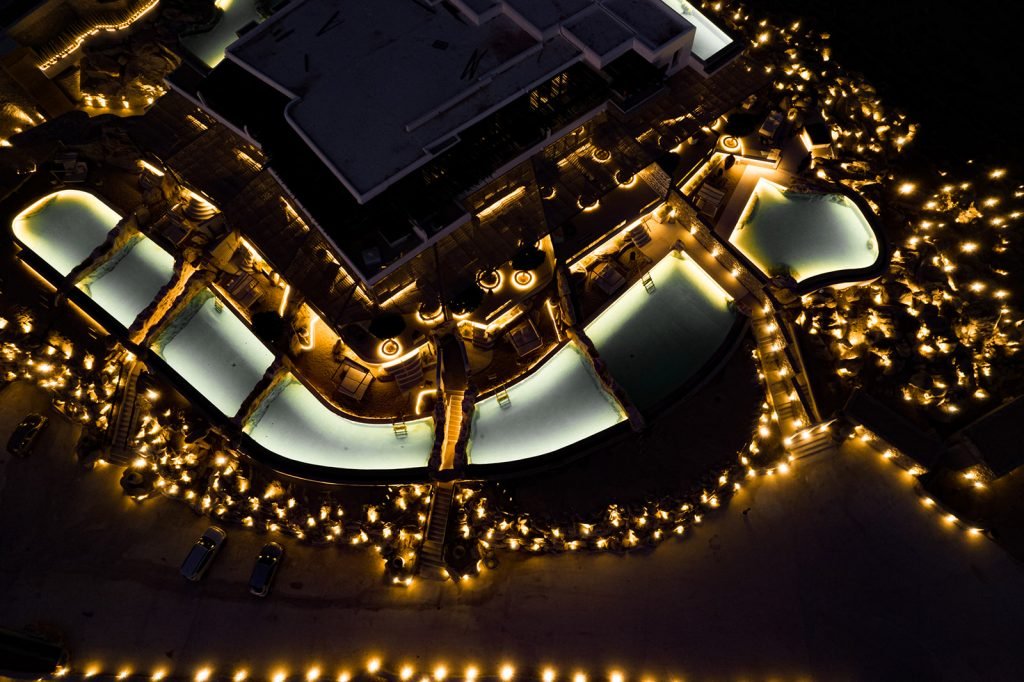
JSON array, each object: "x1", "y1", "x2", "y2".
[
  {"x1": 439, "y1": 391, "x2": 464, "y2": 471},
  {"x1": 388, "y1": 353, "x2": 425, "y2": 392},
  {"x1": 107, "y1": 361, "x2": 143, "y2": 464},
  {"x1": 788, "y1": 426, "x2": 836, "y2": 460},
  {"x1": 750, "y1": 310, "x2": 810, "y2": 443},
  {"x1": 418, "y1": 481, "x2": 455, "y2": 578},
  {"x1": 627, "y1": 223, "x2": 652, "y2": 249},
  {"x1": 184, "y1": 194, "x2": 217, "y2": 223}
]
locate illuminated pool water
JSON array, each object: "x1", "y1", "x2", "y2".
[
  {"x1": 586, "y1": 251, "x2": 736, "y2": 411},
  {"x1": 12, "y1": 190, "x2": 121, "y2": 276},
  {"x1": 152, "y1": 289, "x2": 275, "y2": 417},
  {"x1": 182, "y1": 0, "x2": 262, "y2": 67},
  {"x1": 657, "y1": 0, "x2": 734, "y2": 61},
  {"x1": 76, "y1": 236, "x2": 175, "y2": 329},
  {"x1": 729, "y1": 178, "x2": 880, "y2": 282},
  {"x1": 245, "y1": 374, "x2": 433, "y2": 470},
  {"x1": 469, "y1": 343, "x2": 626, "y2": 466}
]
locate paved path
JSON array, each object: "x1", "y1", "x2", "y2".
[{"x1": 3, "y1": 380, "x2": 1024, "y2": 680}]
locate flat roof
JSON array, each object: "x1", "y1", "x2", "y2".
[
  {"x1": 227, "y1": 0, "x2": 583, "y2": 202},
  {"x1": 223, "y1": 0, "x2": 710, "y2": 204}
]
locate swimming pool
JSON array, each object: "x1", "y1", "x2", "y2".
[
  {"x1": 469, "y1": 343, "x2": 626, "y2": 466},
  {"x1": 585, "y1": 251, "x2": 736, "y2": 411},
  {"x1": 657, "y1": 0, "x2": 734, "y2": 61},
  {"x1": 151, "y1": 289, "x2": 275, "y2": 417},
  {"x1": 182, "y1": 0, "x2": 262, "y2": 67},
  {"x1": 76, "y1": 235, "x2": 176, "y2": 329},
  {"x1": 11, "y1": 190, "x2": 122, "y2": 276},
  {"x1": 729, "y1": 178, "x2": 880, "y2": 283},
  {"x1": 245, "y1": 374, "x2": 433, "y2": 470}
]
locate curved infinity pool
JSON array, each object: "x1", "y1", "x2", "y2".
[
  {"x1": 729, "y1": 178, "x2": 879, "y2": 282},
  {"x1": 151, "y1": 289, "x2": 276, "y2": 418},
  {"x1": 469, "y1": 343, "x2": 626, "y2": 466},
  {"x1": 12, "y1": 190, "x2": 121, "y2": 276},
  {"x1": 245, "y1": 374, "x2": 433, "y2": 470},
  {"x1": 77, "y1": 236, "x2": 176, "y2": 329},
  {"x1": 586, "y1": 251, "x2": 737, "y2": 411}
]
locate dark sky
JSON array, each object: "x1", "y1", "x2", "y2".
[{"x1": 751, "y1": 0, "x2": 1023, "y2": 172}]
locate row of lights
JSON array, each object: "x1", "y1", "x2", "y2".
[{"x1": 61, "y1": 661, "x2": 680, "y2": 682}]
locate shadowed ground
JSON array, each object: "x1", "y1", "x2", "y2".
[{"x1": 3, "y1": 381, "x2": 1024, "y2": 681}]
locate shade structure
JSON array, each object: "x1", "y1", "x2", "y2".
[
  {"x1": 511, "y1": 244, "x2": 546, "y2": 271},
  {"x1": 368, "y1": 312, "x2": 407, "y2": 339}
]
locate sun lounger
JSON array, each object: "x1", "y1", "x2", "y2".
[
  {"x1": 336, "y1": 359, "x2": 373, "y2": 401},
  {"x1": 508, "y1": 318, "x2": 543, "y2": 357}
]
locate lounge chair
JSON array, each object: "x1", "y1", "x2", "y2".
[
  {"x1": 336, "y1": 359, "x2": 374, "y2": 401},
  {"x1": 508, "y1": 318, "x2": 543, "y2": 357},
  {"x1": 593, "y1": 261, "x2": 626, "y2": 296}
]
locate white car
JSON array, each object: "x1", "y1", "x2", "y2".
[{"x1": 180, "y1": 527, "x2": 226, "y2": 581}]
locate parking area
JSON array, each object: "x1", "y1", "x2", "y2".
[{"x1": 4, "y1": 380, "x2": 1024, "y2": 680}]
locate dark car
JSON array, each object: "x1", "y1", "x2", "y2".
[
  {"x1": 179, "y1": 526, "x2": 227, "y2": 581},
  {"x1": 248, "y1": 542, "x2": 284, "y2": 597},
  {"x1": 7, "y1": 414, "x2": 48, "y2": 457}
]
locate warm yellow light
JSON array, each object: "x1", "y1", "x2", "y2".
[
  {"x1": 500, "y1": 664, "x2": 515, "y2": 681},
  {"x1": 152, "y1": 670, "x2": 167, "y2": 681},
  {"x1": 542, "y1": 668, "x2": 556, "y2": 682},
  {"x1": 433, "y1": 666, "x2": 447, "y2": 681},
  {"x1": 367, "y1": 658, "x2": 382, "y2": 674},
  {"x1": 897, "y1": 182, "x2": 916, "y2": 195},
  {"x1": 573, "y1": 673, "x2": 587, "y2": 682},
  {"x1": 609, "y1": 671, "x2": 625, "y2": 682},
  {"x1": 465, "y1": 666, "x2": 479, "y2": 681},
  {"x1": 307, "y1": 667, "x2": 322, "y2": 681},
  {"x1": 273, "y1": 672, "x2": 287, "y2": 682},
  {"x1": 401, "y1": 666, "x2": 415, "y2": 680},
  {"x1": 196, "y1": 668, "x2": 212, "y2": 682},
  {"x1": 233, "y1": 670, "x2": 248, "y2": 682}
]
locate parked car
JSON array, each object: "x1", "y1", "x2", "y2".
[
  {"x1": 248, "y1": 542, "x2": 284, "y2": 597},
  {"x1": 7, "y1": 414, "x2": 48, "y2": 457},
  {"x1": 180, "y1": 526, "x2": 227, "y2": 581}
]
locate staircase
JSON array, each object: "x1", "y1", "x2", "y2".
[
  {"x1": 184, "y1": 194, "x2": 217, "y2": 223},
  {"x1": 788, "y1": 426, "x2": 836, "y2": 460},
  {"x1": 107, "y1": 362, "x2": 143, "y2": 464},
  {"x1": 439, "y1": 391, "x2": 464, "y2": 471},
  {"x1": 627, "y1": 223, "x2": 652, "y2": 249},
  {"x1": 418, "y1": 481, "x2": 455, "y2": 578},
  {"x1": 387, "y1": 352, "x2": 425, "y2": 392}
]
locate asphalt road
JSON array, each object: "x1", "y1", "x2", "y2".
[{"x1": 3, "y1": 381, "x2": 1024, "y2": 681}]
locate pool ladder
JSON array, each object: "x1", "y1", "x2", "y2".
[
  {"x1": 641, "y1": 272, "x2": 656, "y2": 294},
  {"x1": 393, "y1": 420, "x2": 408, "y2": 439},
  {"x1": 495, "y1": 388, "x2": 511, "y2": 409}
]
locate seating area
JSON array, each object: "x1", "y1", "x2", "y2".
[
  {"x1": 222, "y1": 270, "x2": 265, "y2": 309},
  {"x1": 508, "y1": 318, "x2": 543, "y2": 357},
  {"x1": 335, "y1": 359, "x2": 374, "y2": 401},
  {"x1": 592, "y1": 260, "x2": 627, "y2": 296},
  {"x1": 696, "y1": 182, "x2": 726, "y2": 219}
]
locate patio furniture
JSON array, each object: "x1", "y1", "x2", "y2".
[
  {"x1": 592, "y1": 261, "x2": 626, "y2": 296},
  {"x1": 224, "y1": 271, "x2": 264, "y2": 309},
  {"x1": 336, "y1": 359, "x2": 374, "y2": 401},
  {"x1": 508, "y1": 318, "x2": 543, "y2": 357}
]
